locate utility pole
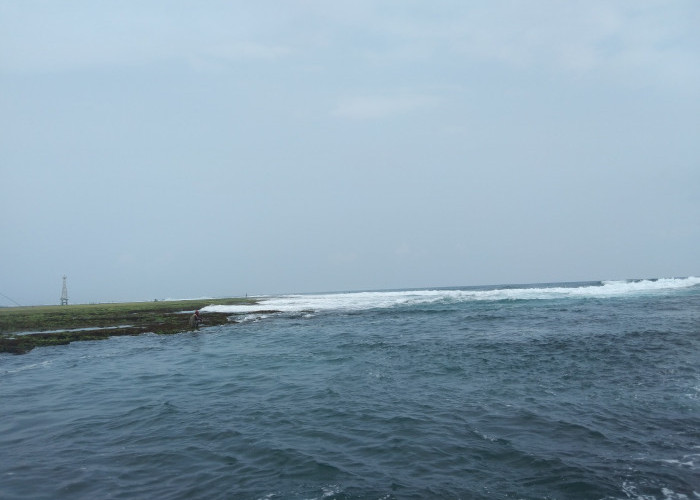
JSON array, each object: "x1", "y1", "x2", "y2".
[{"x1": 60, "y1": 275, "x2": 69, "y2": 306}]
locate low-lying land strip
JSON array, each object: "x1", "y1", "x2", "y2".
[{"x1": 0, "y1": 298, "x2": 257, "y2": 354}]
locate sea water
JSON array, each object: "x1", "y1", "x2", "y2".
[{"x1": 1, "y1": 278, "x2": 699, "y2": 499}]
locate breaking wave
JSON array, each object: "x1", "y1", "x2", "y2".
[{"x1": 202, "y1": 277, "x2": 699, "y2": 315}]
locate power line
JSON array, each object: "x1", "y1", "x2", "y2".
[{"x1": 0, "y1": 292, "x2": 22, "y2": 307}]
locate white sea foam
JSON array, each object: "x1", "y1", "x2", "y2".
[
  {"x1": 2, "y1": 359, "x2": 52, "y2": 375},
  {"x1": 622, "y1": 481, "x2": 695, "y2": 500},
  {"x1": 201, "y1": 277, "x2": 699, "y2": 315}
]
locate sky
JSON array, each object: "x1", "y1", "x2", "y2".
[{"x1": 1, "y1": 1, "x2": 699, "y2": 305}]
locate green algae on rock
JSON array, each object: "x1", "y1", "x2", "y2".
[{"x1": 0, "y1": 298, "x2": 256, "y2": 354}]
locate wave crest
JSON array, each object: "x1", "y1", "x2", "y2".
[{"x1": 202, "y1": 277, "x2": 699, "y2": 315}]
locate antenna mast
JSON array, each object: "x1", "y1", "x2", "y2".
[{"x1": 60, "y1": 275, "x2": 69, "y2": 306}]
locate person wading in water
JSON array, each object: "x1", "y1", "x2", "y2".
[{"x1": 189, "y1": 310, "x2": 203, "y2": 329}]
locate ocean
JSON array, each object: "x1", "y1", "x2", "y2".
[{"x1": 1, "y1": 278, "x2": 699, "y2": 499}]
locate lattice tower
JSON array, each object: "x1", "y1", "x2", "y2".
[{"x1": 60, "y1": 275, "x2": 68, "y2": 306}]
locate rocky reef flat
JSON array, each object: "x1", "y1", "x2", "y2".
[{"x1": 0, "y1": 298, "x2": 257, "y2": 354}]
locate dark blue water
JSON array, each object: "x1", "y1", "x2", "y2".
[{"x1": 2, "y1": 279, "x2": 699, "y2": 499}]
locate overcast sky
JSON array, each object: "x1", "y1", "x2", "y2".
[{"x1": 1, "y1": 1, "x2": 699, "y2": 305}]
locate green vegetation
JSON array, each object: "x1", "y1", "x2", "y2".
[{"x1": 0, "y1": 297, "x2": 258, "y2": 355}]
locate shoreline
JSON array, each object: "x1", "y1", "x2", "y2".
[{"x1": 0, "y1": 297, "x2": 259, "y2": 355}]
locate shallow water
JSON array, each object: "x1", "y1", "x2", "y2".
[{"x1": 1, "y1": 279, "x2": 699, "y2": 499}]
